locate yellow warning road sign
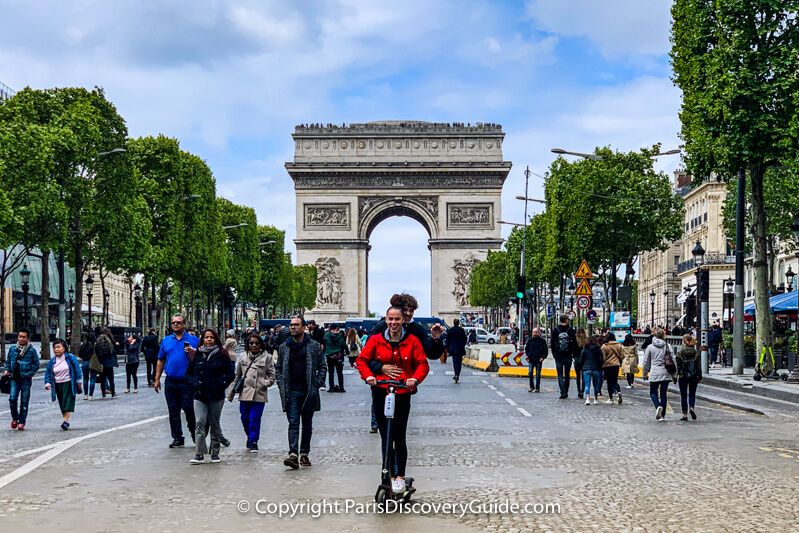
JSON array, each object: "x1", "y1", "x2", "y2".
[
  {"x1": 575, "y1": 260, "x2": 593, "y2": 279},
  {"x1": 574, "y1": 278, "x2": 593, "y2": 296}
]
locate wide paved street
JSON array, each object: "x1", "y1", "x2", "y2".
[{"x1": 2, "y1": 359, "x2": 799, "y2": 532}]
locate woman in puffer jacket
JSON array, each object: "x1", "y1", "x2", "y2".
[
  {"x1": 642, "y1": 328, "x2": 676, "y2": 421},
  {"x1": 579, "y1": 335, "x2": 604, "y2": 405}
]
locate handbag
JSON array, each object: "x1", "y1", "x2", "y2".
[
  {"x1": 90, "y1": 352, "x2": 104, "y2": 374},
  {"x1": 0, "y1": 373, "x2": 11, "y2": 394},
  {"x1": 664, "y1": 345, "x2": 677, "y2": 375},
  {"x1": 233, "y1": 358, "x2": 257, "y2": 396}
]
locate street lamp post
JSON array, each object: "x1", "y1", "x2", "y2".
[
  {"x1": 86, "y1": 274, "x2": 94, "y2": 332},
  {"x1": 693, "y1": 240, "x2": 708, "y2": 373},
  {"x1": 649, "y1": 290, "x2": 656, "y2": 329},
  {"x1": 786, "y1": 266, "x2": 795, "y2": 293},
  {"x1": 103, "y1": 290, "x2": 110, "y2": 326},
  {"x1": 663, "y1": 290, "x2": 670, "y2": 331},
  {"x1": 134, "y1": 283, "x2": 142, "y2": 329},
  {"x1": 68, "y1": 286, "x2": 74, "y2": 334},
  {"x1": 724, "y1": 277, "x2": 734, "y2": 330},
  {"x1": 20, "y1": 263, "x2": 30, "y2": 329}
]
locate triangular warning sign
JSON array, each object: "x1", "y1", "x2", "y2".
[
  {"x1": 575, "y1": 260, "x2": 593, "y2": 279},
  {"x1": 574, "y1": 278, "x2": 593, "y2": 296}
]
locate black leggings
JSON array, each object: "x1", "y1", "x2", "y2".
[
  {"x1": 372, "y1": 387, "x2": 412, "y2": 477},
  {"x1": 126, "y1": 362, "x2": 139, "y2": 389},
  {"x1": 101, "y1": 367, "x2": 116, "y2": 396},
  {"x1": 327, "y1": 357, "x2": 344, "y2": 389},
  {"x1": 605, "y1": 366, "x2": 620, "y2": 397},
  {"x1": 626, "y1": 373, "x2": 635, "y2": 386},
  {"x1": 146, "y1": 358, "x2": 158, "y2": 385}
]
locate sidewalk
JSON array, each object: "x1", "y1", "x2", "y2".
[{"x1": 702, "y1": 366, "x2": 799, "y2": 404}]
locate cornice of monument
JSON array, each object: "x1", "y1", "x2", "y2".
[{"x1": 293, "y1": 121, "x2": 505, "y2": 137}]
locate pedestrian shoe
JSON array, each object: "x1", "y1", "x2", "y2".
[
  {"x1": 17, "y1": 424, "x2": 24, "y2": 430},
  {"x1": 535, "y1": 389, "x2": 540, "y2": 393},
  {"x1": 61, "y1": 422, "x2": 70, "y2": 431},
  {"x1": 559, "y1": 395, "x2": 567, "y2": 399},
  {"x1": 10, "y1": 420, "x2": 17, "y2": 429},
  {"x1": 221, "y1": 437, "x2": 231, "y2": 447},
  {"x1": 605, "y1": 398, "x2": 614, "y2": 404},
  {"x1": 617, "y1": 393, "x2": 623, "y2": 405},
  {"x1": 528, "y1": 388, "x2": 534, "y2": 392},
  {"x1": 169, "y1": 438, "x2": 185, "y2": 448},
  {"x1": 190, "y1": 455, "x2": 204, "y2": 464},
  {"x1": 284, "y1": 455, "x2": 300, "y2": 470},
  {"x1": 625, "y1": 386, "x2": 634, "y2": 389},
  {"x1": 453, "y1": 376, "x2": 458, "y2": 381},
  {"x1": 392, "y1": 478, "x2": 406, "y2": 493},
  {"x1": 111, "y1": 394, "x2": 119, "y2": 399},
  {"x1": 585, "y1": 397, "x2": 591, "y2": 405},
  {"x1": 338, "y1": 388, "x2": 346, "y2": 393},
  {"x1": 370, "y1": 427, "x2": 378, "y2": 434},
  {"x1": 87, "y1": 396, "x2": 93, "y2": 401},
  {"x1": 83, "y1": 395, "x2": 89, "y2": 400},
  {"x1": 690, "y1": 408, "x2": 697, "y2": 420},
  {"x1": 211, "y1": 455, "x2": 221, "y2": 463},
  {"x1": 656, "y1": 407, "x2": 664, "y2": 420},
  {"x1": 249, "y1": 442, "x2": 259, "y2": 453},
  {"x1": 680, "y1": 414, "x2": 689, "y2": 421},
  {"x1": 299, "y1": 455, "x2": 312, "y2": 467},
  {"x1": 133, "y1": 389, "x2": 138, "y2": 393},
  {"x1": 454, "y1": 376, "x2": 459, "y2": 384},
  {"x1": 577, "y1": 394, "x2": 583, "y2": 399},
  {"x1": 124, "y1": 389, "x2": 130, "y2": 393}
]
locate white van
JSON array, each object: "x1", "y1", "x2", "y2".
[{"x1": 463, "y1": 327, "x2": 500, "y2": 344}]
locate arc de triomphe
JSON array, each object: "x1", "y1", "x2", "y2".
[{"x1": 286, "y1": 121, "x2": 511, "y2": 325}]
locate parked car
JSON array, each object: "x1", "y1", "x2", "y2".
[{"x1": 464, "y1": 327, "x2": 499, "y2": 344}]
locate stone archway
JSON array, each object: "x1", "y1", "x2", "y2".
[{"x1": 287, "y1": 121, "x2": 511, "y2": 325}]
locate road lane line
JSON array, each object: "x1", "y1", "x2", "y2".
[
  {"x1": 487, "y1": 385, "x2": 496, "y2": 390},
  {"x1": 505, "y1": 398, "x2": 517, "y2": 406},
  {"x1": 481, "y1": 380, "x2": 488, "y2": 384},
  {"x1": 0, "y1": 414, "x2": 167, "y2": 491},
  {"x1": 495, "y1": 391, "x2": 506, "y2": 397},
  {"x1": 517, "y1": 408, "x2": 532, "y2": 417},
  {"x1": 501, "y1": 441, "x2": 512, "y2": 449}
]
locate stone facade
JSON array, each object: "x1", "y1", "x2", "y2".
[{"x1": 288, "y1": 121, "x2": 511, "y2": 325}]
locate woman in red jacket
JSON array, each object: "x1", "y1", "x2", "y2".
[{"x1": 356, "y1": 306, "x2": 429, "y2": 494}]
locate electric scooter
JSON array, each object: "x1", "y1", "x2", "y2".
[
  {"x1": 374, "y1": 379, "x2": 416, "y2": 505},
  {"x1": 753, "y1": 346, "x2": 789, "y2": 381}
]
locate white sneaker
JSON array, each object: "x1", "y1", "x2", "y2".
[
  {"x1": 83, "y1": 395, "x2": 88, "y2": 400},
  {"x1": 656, "y1": 407, "x2": 663, "y2": 420},
  {"x1": 585, "y1": 397, "x2": 591, "y2": 405},
  {"x1": 625, "y1": 386, "x2": 633, "y2": 389},
  {"x1": 605, "y1": 399, "x2": 613, "y2": 404},
  {"x1": 617, "y1": 393, "x2": 623, "y2": 405},
  {"x1": 392, "y1": 478, "x2": 406, "y2": 493}
]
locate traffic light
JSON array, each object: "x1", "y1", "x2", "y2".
[
  {"x1": 698, "y1": 270, "x2": 710, "y2": 300},
  {"x1": 525, "y1": 289, "x2": 535, "y2": 305},
  {"x1": 516, "y1": 275, "x2": 526, "y2": 299}
]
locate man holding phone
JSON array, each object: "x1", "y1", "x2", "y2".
[{"x1": 154, "y1": 314, "x2": 199, "y2": 448}]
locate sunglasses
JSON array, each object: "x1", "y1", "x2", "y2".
[
  {"x1": 171, "y1": 321, "x2": 184, "y2": 325},
  {"x1": 248, "y1": 341, "x2": 260, "y2": 345}
]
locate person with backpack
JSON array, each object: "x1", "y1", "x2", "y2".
[
  {"x1": 708, "y1": 324, "x2": 722, "y2": 368},
  {"x1": 642, "y1": 328, "x2": 677, "y2": 421},
  {"x1": 346, "y1": 328, "x2": 360, "y2": 368},
  {"x1": 322, "y1": 324, "x2": 349, "y2": 392},
  {"x1": 676, "y1": 333, "x2": 702, "y2": 421},
  {"x1": 579, "y1": 335, "x2": 604, "y2": 405},
  {"x1": 550, "y1": 314, "x2": 578, "y2": 399}
]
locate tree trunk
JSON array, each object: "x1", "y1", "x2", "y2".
[
  {"x1": 39, "y1": 251, "x2": 51, "y2": 360},
  {"x1": 750, "y1": 162, "x2": 773, "y2": 355},
  {"x1": 99, "y1": 265, "x2": 107, "y2": 327},
  {"x1": 158, "y1": 283, "x2": 168, "y2": 336},
  {"x1": 70, "y1": 245, "x2": 85, "y2": 353},
  {"x1": 142, "y1": 278, "x2": 149, "y2": 333},
  {"x1": 766, "y1": 237, "x2": 775, "y2": 293}
]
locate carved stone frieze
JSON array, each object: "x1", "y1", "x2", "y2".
[
  {"x1": 315, "y1": 257, "x2": 343, "y2": 308},
  {"x1": 304, "y1": 204, "x2": 350, "y2": 229},
  {"x1": 448, "y1": 203, "x2": 492, "y2": 227},
  {"x1": 293, "y1": 174, "x2": 507, "y2": 190},
  {"x1": 452, "y1": 253, "x2": 480, "y2": 307}
]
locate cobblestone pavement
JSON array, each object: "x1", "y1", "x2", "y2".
[{"x1": 1, "y1": 362, "x2": 799, "y2": 532}]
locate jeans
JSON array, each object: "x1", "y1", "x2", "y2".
[
  {"x1": 583, "y1": 370, "x2": 601, "y2": 397},
  {"x1": 9, "y1": 377, "x2": 32, "y2": 424},
  {"x1": 650, "y1": 380, "x2": 670, "y2": 410},
  {"x1": 372, "y1": 387, "x2": 412, "y2": 477},
  {"x1": 81, "y1": 361, "x2": 97, "y2": 397},
  {"x1": 555, "y1": 358, "x2": 572, "y2": 397},
  {"x1": 164, "y1": 377, "x2": 196, "y2": 440},
  {"x1": 604, "y1": 366, "x2": 620, "y2": 398},
  {"x1": 678, "y1": 377, "x2": 699, "y2": 414},
  {"x1": 101, "y1": 366, "x2": 116, "y2": 396},
  {"x1": 327, "y1": 356, "x2": 344, "y2": 389},
  {"x1": 626, "y1": 373, "x2": 635, "y2": 386},
  {"x1": 528, "y1": 361, "x2": 542, "y2": 390},
  {"x1": 709, "y1": 345, "x2": 719, "y2": 365},
  {"x1": 451, "y1": 354, "x2": 463, "y2": 377},
  {"x1": 239, "y1": 401, "x2": 265, "y2": 443},
  {"x1": 194, "y1": 399, "x2": 224, "y2": 456},
  {"x1": 126, "y1": 362, "x2": 139, "y2": 389},
  {"x1": 573, "y1": 359, "x2": 584, "y2": 396},
  {"x1": 146, "y1": 358, "x2": 158, "y2": 385},
  {"x1": 286, "y1": 389, "x2": 314, "y2": 455}
]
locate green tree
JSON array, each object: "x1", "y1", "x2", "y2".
[
  {"x1": 216, "y1": 198, "x2": 260, "y2": 300},
  {"x1": 291, "y1": 264, "x2": 318, "y2": 315},
  {"x1": 671, "y1": 0, "x2": 799, "y2": 353}
]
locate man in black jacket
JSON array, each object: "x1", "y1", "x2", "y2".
[
  {"x1": 525, "y1": 327, "x2": 548, "y2": 393},
  {"x1": 141, "y1": 328, "x2": 160, "y2": 387},
  {"x1": 307, "y1": 320, "x2": 326, "y2": 344},
  {"x1": 446, "y1": 318, "x2": 468, "y2": 383},
  {"x1": 550, "y1": 314, "x2": 578, "y2": 399}
]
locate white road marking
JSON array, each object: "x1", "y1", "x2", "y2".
[
  {"x1": 444, "y1": 371, "x2": 454, "y2": 375},
  {"x1": 495, "y1": 391, "x2": 506, "y2": 397},
  {"x1": 317, "y1": 439, "x2": 328, "y2": 447},
  {"x1": 517, "y1": 408, "x2": 532, "y2": 417},
  {"x1": 487, "y1": 385, "x2": 497, "y2": 391},
  {"x1": 472, "y1": 372, "x2": 484, "y2": 376},
  {"x1": 501, "y1": 441, "x2": 512, "y2": 449},
  {"x1": 0, "y1": 414, "x2": 167, "y2": 490},
  {"x1": 505, "y1": 398, "x2": 517, "y2": 406},
  {"x1": 481, "y1": 379, "x2": 488, "y2": 384},
  {"x1": 779, "y1": 413, "x2": 798, "y2": 419}
]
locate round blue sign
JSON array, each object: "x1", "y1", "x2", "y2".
[{"x1": 587, "y1": 310, "x2": 597, "y2": 320}]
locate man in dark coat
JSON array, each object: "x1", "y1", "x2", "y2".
[
  {"x1": 276, "y1": 316, "x2": 326, "y2": 469},
  {"x1": 550, "y1": 314, "x2": 578, "y2": 399},
  {"x1": 525, "y1": 327, "x2": 548, "y2": 393},
  {"x1": 141, "y1": 328, "x2": 160, "y2": 387},
  {"x1": 446, "y1": 318, "x2": 468, "y2": 383}
]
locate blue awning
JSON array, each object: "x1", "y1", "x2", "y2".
[{"x1": 743, "y1": 291, "x2": 798, "y2": 315}]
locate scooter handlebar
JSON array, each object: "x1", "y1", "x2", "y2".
[{"x1": 371, "y1": 378, "x2": 418, "y2": 390}]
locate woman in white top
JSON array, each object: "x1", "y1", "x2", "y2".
[{"x1": 44, "y1": 339, "x2": 83, "y2": 430}]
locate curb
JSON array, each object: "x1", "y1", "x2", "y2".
[
  {"x1": 700, "y1": 375, "x2": 799, "y2": 405},
  {"x1": 660, "y1": 381, "x2": 768, "y2": 416}
]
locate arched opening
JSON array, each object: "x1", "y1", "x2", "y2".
[{"x1": 367, "y1": 216, "x2": 431, "y2": 316}]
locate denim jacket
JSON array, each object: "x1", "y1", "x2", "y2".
[
  {"x1": 5, "y1": 344, "x2": 40, "y2": 379},
  {"x1": 44, "y1": 353, "x2": 83, "y2": 402}
]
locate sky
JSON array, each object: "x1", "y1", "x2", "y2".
[{"x1": 0, "y1": 0, "x2": 683, "y2": 316}]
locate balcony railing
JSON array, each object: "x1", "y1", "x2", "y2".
[{"x1": 677, "y1": 254, "x2": 736, "y2": 274}]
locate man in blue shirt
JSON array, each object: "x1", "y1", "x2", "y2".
[
  {"x1": 154, "y1": 314, "x2": 199, "y2": 448},
  {"x1": 3, "y1": 328, "x2": 39, "y2": 430}
]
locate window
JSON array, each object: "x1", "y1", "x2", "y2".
[{"x1": 674, "y1": 255, "x2": 679, "y2": 266}]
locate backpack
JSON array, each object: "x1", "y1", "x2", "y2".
[
  {"x1": 683, "y1": 357, "x2": 698, "y2": 380},
  {"x1": 558, "y1": 330, "x2": 571, "y2": 353},
  {"x1": 349, "y1": 341, "x2": 358, "y2": 353}
]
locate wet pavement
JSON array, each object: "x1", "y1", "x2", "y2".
[{"x1": 1, "y1": 358, "x2": 799, "y2": 532}]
